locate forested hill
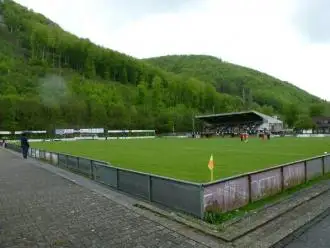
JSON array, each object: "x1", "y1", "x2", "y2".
[
  {"x1": 0, "y1": 0, "x2": 245, "y2": 132},
  {"x1": 0, "y1": 0, "x2": 327, "y2": 132},
  {"x1": 144, "y1": 55, "x2": 329, "y2": 117}
]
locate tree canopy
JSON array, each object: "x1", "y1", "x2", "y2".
[
  {"x1": 0, "y1": 0, "x2": 328, "y2": 132},
  {"x1": 144, "y1": 55, "x2": 330, "y2": 127}
]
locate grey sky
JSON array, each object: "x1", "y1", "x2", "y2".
[
  {"x1": 109, "y1": 0, "x2": 199, "y2": 16},
  {"x1": 294, "y1": 0, "x2": 330, "y2": 43},
  {"x1": 107, "y1": 0, "x2": 200, "y2": 29},
  {"x1": 14, "y1": 0, "x2": 330, "y2": 100}
]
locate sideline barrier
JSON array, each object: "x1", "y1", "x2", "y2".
[
  {"x1": 4, "y1": 143, "x2": 330, "y2": 219},
  {"x1": 4, "y1": 143, "x2": 203, "y2": 218},
  {"x1": 202, "y1": 155, "x2": 330, "y2": 214}
]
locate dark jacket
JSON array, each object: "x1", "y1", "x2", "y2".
[{"x1": 20, "y1": 136, "x2": 30, "y2": 148}]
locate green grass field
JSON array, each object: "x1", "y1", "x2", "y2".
[{"x1": 32, "y1": 137, "x2": 330, "y2": 183}]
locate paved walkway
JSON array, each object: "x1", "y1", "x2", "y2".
[
  {"x1": 0, "y1": 149, "x2": 226, "y2": 248},
  {"x1": 284, "y1": 214, "x2": 330, "y2": 248}
]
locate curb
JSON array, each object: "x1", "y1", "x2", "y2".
[
  {"x1": 270, "y1": 206, "x2": 330, "y2": 248},
  {"x1": 135, "y1": 186, "x2": 330, "y2": 243},
  {"x1": 223, "y1": 182, "x2": 329, "y2": 228}
]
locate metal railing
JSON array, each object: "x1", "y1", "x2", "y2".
[
  {"x1": 5, "y1": 143, "x2": 203, "y2": 218},
  {"x1": 202, "y1": 154, "x2": 330, "y2": 214},
  {"x1": 5, "y1": 143, "x2": 330, "y2": 219}
]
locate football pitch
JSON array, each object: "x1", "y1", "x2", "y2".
[{"x1": 32, "y1": 137, "x2": 330, "y2": 183}]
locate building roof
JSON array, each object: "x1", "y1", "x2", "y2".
[
  {"x1": 254, "y1": 111, "x2": 282, "y2": 124},
  {"x1": 312, "y1": 116, "x2": 330, "y2": 128},
  {"x1": 312, "y1": 116, "x2": 330, "y2": 121},
  {"x1": 195, "y1": 110, "x2": 282, "y2": 125}
]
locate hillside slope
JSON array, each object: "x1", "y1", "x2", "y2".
[
  {"x1": 144, "y1": 55, "x2": 330, "y2": 119},
  {"x1": 0, "y1": 0, "x2": 244, "y2": 132},
  {"x1": 0, "y1": 0, "x2": 326, "y2": 132}
]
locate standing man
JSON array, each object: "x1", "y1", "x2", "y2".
[{"x1": 20, "y1": 132, "x2": 30, "y2": 159}]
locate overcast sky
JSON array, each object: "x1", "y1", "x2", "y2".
[{"x1": 16, "y1": 0, "x2": 330, "y2": 100}]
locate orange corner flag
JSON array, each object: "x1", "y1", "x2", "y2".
[
  {"x1": 208, "y1": 154, "x2": 214, "y2": 181},
  {"x1": 208, "y1": 154, "x2": 214, "y2": 170}
]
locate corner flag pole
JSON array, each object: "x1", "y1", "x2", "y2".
[{"x1": 208, "y1": 154, "x2": 214, "y2": 181}]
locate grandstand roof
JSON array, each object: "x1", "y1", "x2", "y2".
[{"x1": 195, "y1": 110, "x2": 282, "y2": 125}]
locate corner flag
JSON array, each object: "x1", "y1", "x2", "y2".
[{"x1": 208, "y1": 154, "x2": 214, "y2": 181}]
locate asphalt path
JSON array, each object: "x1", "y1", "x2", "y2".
[
  {"x1": 0, "y1": 149, "x2": 213, "y2": 248},
  {"x1": 284, "y1": 214, "x2": 330, "y2": 248}
]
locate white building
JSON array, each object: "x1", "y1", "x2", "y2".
[{"x1": 253, "y1": 111, "x2": 283, "y2": 132}]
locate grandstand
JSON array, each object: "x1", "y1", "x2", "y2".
[{"x1": 196, "y1": 110, "x2": 283, "y2": 137}]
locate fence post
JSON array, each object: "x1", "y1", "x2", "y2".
[
  {"x1": 322, "y1": 156, "x2": 325, "y2": 175},
  {"x1": 90, "y1": 160, "x2": 94, "y2": 180},
  {"x1": 113, "y1": 168, "x2": 118, "y2": 188},
  {"x1": 65, "y1": 154, "x2": 69, "y2": 168},
  {"x1": 147, "y1": 175, "x2": 152, "y2": 201},
  {"x1": 77, "y1": 156, "x2": 80, "y2": 169},
  {"x1": 280, "y1": 166, "x2": 284, "y2": 192},
  {"x1": 116, "y1": 168, "x2": 120, "y2": 189},
  {"x1": 248, "y1": 174, "x2": 252, "y2": 203},
  {"x1": 304, "y1": 160, "x2": 307, "y2": 182},
  {"x1": 200, "y1": 185, "x2": 204, "y2": 220},
  {"x1": 54, "y1": 152, "x2": 60, "y2": 167}
]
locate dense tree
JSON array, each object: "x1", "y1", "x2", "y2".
[
  {"x1": 295, "y1": 115, "x2": 315, "y2": 130},
  {"x1": 144, "y1": 55, "x2": 330, "y2": 115},
  {"x1": 0, "y1": 0, "x2": 329, "y2": 133},
  {"x1": 283, "y1": 104, "x2": 300, "y2": 128},
  {"x1": 258, "y1": 105, "x2": 275, "y2": 116},
  {"x1": 309, "y1": 103, "x2": 325, "y2": 117}
]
